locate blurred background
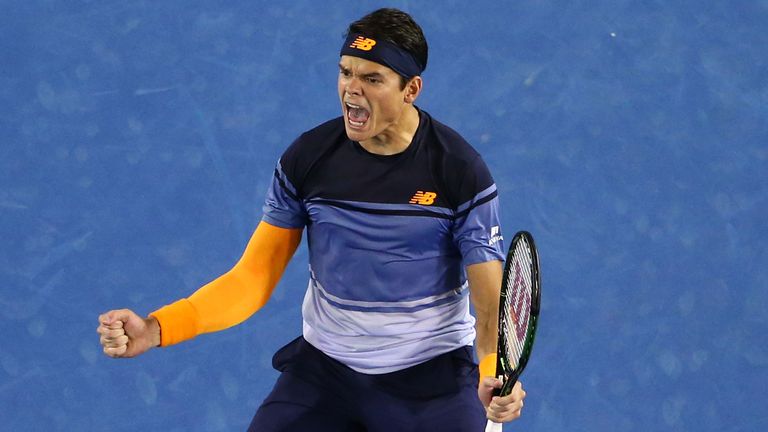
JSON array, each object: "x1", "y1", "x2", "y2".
[{"x1": 1, "y1": 1, "x2": 766, "y2": 430}]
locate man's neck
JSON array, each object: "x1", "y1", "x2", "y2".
[{"x1": 359, "y1": 105, "x2": 420, "y2": 156}]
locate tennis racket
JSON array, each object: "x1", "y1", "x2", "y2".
[{"x1": 485, "y1": 231, "x2": 541, "y2": 432}]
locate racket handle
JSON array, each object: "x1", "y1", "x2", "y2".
[{"x1": 485, "y1": 373, "x2": 506, "y2": 431}]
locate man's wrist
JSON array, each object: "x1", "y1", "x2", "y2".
[{"x1": 145, "y1": 316, "x2": 161, "y2": 347}]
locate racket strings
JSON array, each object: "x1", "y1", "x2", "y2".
[{"x1": 501, "y1": 238, "x2": 533, "y2": 367}]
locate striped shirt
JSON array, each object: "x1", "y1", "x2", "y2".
[{"x1": 262, "y1": 108, "x2": 504, "y2": 374}]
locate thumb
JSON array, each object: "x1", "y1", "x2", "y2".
[{"x1": 481, "y1": 376, "x2": 503, "y2": 390}]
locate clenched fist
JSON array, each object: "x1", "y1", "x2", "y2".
[
  {"x1": 478, "y1": 378, "x2": 526, "y2": 423},
  {"x1": 97, "y1": 309, "x2": 161, "y2": 358}
]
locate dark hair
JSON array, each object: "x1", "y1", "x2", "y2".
[{"x1": 346, "y1": 8, "x2": 428, "y2": 88}]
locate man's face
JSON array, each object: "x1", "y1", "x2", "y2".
[{"x1": 338, "y1": 55, "x2": 411, "y2": 143}]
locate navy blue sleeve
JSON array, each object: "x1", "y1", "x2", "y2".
[
  {"x1": 262, "y1": 141, "x2": 309, "y2": 228},
  {"x1": 451, "y1": 155, "x2": 505, "y2": 265}
]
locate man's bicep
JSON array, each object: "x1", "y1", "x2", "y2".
[
  {"x1": 466, "y1": 260, "x2": 503, "y2": 312},
  {"x1": 466, "y1": 259, "x2": 502, "y2": 282},
  {"x1": 238, "y1": 221, "x2": 303, "y2": 268}
]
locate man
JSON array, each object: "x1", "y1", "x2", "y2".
[{"x1": 98, "y1": 8, "x2": 526, "y2": 431}]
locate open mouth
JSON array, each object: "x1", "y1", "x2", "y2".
[{"x1": 345, "y1": 102, "x2": 370, "y2": 128}]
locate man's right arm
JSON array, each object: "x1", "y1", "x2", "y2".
[{"x1": 97, "y1": 221, "x2": 302, "y2": 357}]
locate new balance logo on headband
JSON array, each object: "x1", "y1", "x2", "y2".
[{"x1": 349, "y1": 36, "x2": 377, "y2": 51}]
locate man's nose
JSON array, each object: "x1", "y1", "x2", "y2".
[{"x1": 345, "y1": 77, "x2": 362, "y2": 96}]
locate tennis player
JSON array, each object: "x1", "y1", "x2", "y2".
[{"x1": 98, "y1": 8, "x2": 526, "y2": 431}]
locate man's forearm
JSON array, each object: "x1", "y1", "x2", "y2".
[
  {"x1": 475, "y1": 312, "x2": 498, "y2": 360},
  {"x1": 466, "y1": 260, "x2": 503, "y2": 361}
]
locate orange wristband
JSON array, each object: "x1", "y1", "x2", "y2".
[
  {"x1": 479, "y1": 353, "x2": 498, "y2": 381},
  {"x1": 149, "y1": 299, "x2": 201, "y2": 347}
]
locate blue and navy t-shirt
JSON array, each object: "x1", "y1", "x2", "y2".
[{"x1": 263, "y1": 109, "x2": 504, "y2": 374}]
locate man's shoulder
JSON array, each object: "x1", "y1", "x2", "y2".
[
  {"x1": 296, "y1": 116, "x2": 346, "y2": 146},
  {"x1": 278, "y1": 117, "x2": 346, "y2": 184},
  {"x1": 281, "y1": 117, "x2": 345, "y2": 161},
  {"x1": 421, "y1": 110, "x2": 481, "y2": 163},
  {"x1": 419, "y1": 110, "x2": 494, "y2": 208}
]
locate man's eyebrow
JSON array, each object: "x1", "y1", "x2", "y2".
[
  {"x1": 361, "y1": 71, "x2": 384, "y2": 79},
  {"x1": 338, "y1": 64, "x2": 385, "y2": 79}
]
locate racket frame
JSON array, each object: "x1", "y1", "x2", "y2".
[{"x1": 494, "y1": 230, "x2": 541, "y2": 397}]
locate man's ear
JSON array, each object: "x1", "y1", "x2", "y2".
[{"x1": 404, "y1": 76, "x2": 423, "y2": 104}]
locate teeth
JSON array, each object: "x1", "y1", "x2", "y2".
[{"x1": 345, "y1": 102, "x2": 367, "y2": 128}]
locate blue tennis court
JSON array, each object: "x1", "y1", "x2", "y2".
[{"x1": 1, "y1": 1, "x2": 766, "y2": 430}]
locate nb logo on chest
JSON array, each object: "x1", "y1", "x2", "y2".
[{"x1": 409, "y1": 191, "x2": 437, "y2": 205}]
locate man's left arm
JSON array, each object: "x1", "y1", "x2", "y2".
[
  {"x1": 467, "y1": 260, "x2": 527, "y2": 423},
  {"x1": 467, "y1": 260, "x2": 502, "y2": 361}
]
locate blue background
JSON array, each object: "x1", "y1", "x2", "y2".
[{"x1": 2, "y1": 1, "x2": 766, "y2": 431}]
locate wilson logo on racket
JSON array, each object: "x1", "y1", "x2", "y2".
[
  {"x1": 511, "y1": 262, "x2": 531, "y2": 342},
  {"x1": 349, "y1": 36, "x2": 377, "y2": 51},
  {"x1": 409, "y1": 191, "x2": 437, "y2": 205}
]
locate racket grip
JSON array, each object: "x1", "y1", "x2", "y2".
[{"x1": 485, "y1": 419, "x2": 503, "y2": 432}]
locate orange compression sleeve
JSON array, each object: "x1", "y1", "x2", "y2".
[{"x1": 149, "y1": 221, "x2": 302, "y2": 347}]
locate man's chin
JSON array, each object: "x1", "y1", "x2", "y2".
[{"x1": 344, "y1": 125, "x2": 372, "y2": 142}]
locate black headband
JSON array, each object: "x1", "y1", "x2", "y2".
[{"x1": 340, "y1": 33, "x2": 423, "y2": 79}]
